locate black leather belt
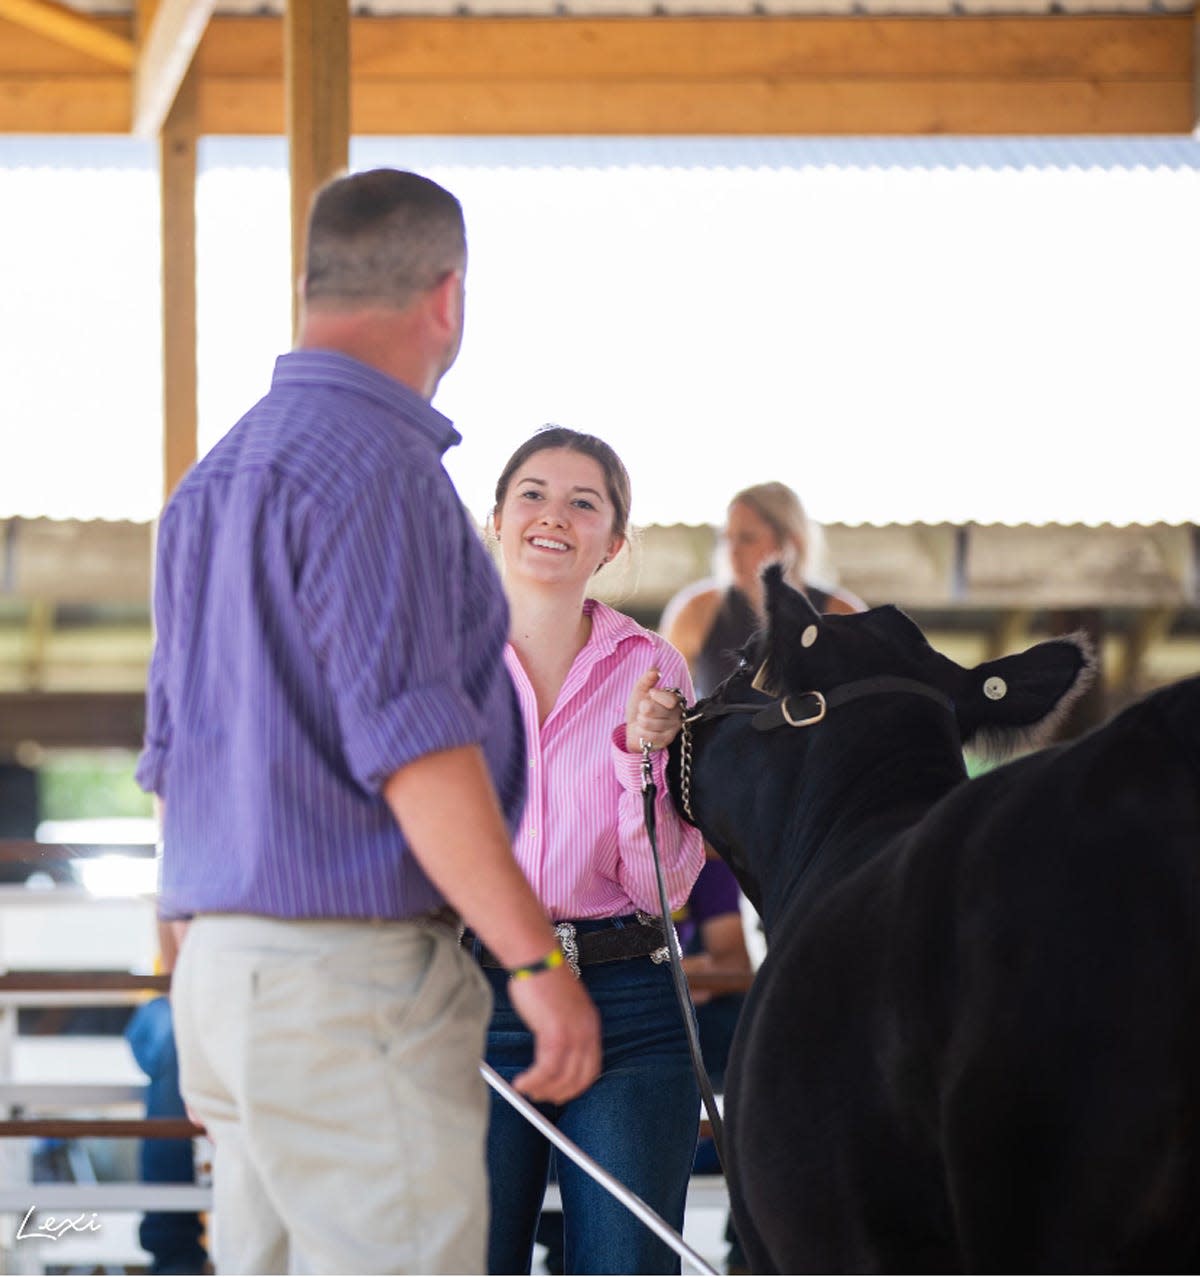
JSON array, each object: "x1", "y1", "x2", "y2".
[{"x1": 461, "y1": 915, "x2": 670, "y2": 978}]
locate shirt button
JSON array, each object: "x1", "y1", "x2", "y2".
[
  {"x1": 528, "y1": 829, "x2": 538, "y2": 838},
  {"x1": 529, "y1": 758, "x2": 536, "y2": 767}
]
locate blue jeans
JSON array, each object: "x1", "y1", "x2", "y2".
[
  {"x1": 125, "y1": 996, "x2": 208, "y2": 1275},
  {"x1": 478, "y1": 919, "x2": 701, "y2": 1275}
]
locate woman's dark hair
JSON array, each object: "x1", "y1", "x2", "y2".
[{"x1": 493, "y1": 426, "x2": 632, "y2": 544}]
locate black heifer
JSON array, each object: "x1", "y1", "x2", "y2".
[{"x1": 668, "y1": 566, "x2": 1200, "y2": 1275}]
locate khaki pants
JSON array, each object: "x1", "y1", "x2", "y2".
[{"x1": 172, "y1": 914, "x2": 492, "y2": 1275}]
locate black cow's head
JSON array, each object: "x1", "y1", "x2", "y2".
[
  {"x1": 752, "y1": 566, "x2": 1095, "y2": 756},
  {"x1": 668, "y1": 567, "x2": 1094, "y2": 920}
]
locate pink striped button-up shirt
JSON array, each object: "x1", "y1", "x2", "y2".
[{"x1": 504, "y1": 599, "x2": 705, "y2": 920}]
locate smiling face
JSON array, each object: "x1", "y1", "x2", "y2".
[{"x1": 494, "y1": 447, "x2": 623, "y2": 589}]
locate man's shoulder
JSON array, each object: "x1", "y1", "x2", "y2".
[{"x1": 229, "y1": 385, "x2": 453, "y2": 517}]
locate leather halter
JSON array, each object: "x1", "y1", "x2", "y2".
[{"x1": 676, "y1": 663, "x2": 955, "y2": 823}]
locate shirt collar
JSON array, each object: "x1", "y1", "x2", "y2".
[
  {"x1": 583, "y1": 598, "x2": 650, "y2": 657},
  {"x1": 272, "y1": 349, "x2": 462, "y2": 455}
]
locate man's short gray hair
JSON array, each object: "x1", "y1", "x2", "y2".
[{"x1": 304, "y1": 169, "x2": 466, "y2": 309}]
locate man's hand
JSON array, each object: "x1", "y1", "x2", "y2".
[
  {"x1": 507, "y1": 964, "x2": 601, "y2": 1103},
  {"x1": 383, "y1": 745, "x2": 603, "y2": 1105}
]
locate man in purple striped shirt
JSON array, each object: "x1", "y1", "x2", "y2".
[{"x1": 137, "y1": 169, "x2": 599, "y2": 1274}]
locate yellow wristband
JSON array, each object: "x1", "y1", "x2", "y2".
[{"x1": 508, "y1": 946, "x2": 565, "y2": 981}]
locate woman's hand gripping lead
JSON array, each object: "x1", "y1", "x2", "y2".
[{"x1": 625, "y1": 668, "x2": 684, "y2": 755}]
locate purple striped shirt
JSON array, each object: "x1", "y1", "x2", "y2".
[{"x1": 136, "y1": 350, "x2": 525, "y2": 921}]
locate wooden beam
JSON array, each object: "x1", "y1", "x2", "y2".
[
  {"x1": 0, "y1": 692, "x2": 145, "y2": 752},
  {"x1": 0, "y1": 0, "x2": 132, "y2": 68},
  {"x1": 131, "y1": 0, "x2": 215, "y2": 137},
  {"x1": 286, "y1": 0, "x2": 350, "y2": 336},
  {"x1": 0, "y1": 14, "x2": 1193, "y2": 136},
  {"x1": 0, "y1": 1119, "x2": 202, "y2": 1139},
  {"x1": 0, "y1": 972, "x2": 168, "y2": 991},
  {"x1": 227, "y1": 14, "x2": 1195, "y2": 80},
  {"x1": 160, "y1": 63, "x2": 199, "y2": 500},
  {"x1": 202, "y1": 14, "x2": 1200, "y2": 136},
  {"x1": 0, "y1": 842, "x2": 156, "y2": 862}
]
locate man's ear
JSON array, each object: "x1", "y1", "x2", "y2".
[{"x1": 428, "y1": 268, "x2": 463, "y2": 335}]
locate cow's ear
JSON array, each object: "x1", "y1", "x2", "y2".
[
  {"x1": 957, "y1": 634, "x2": 1095, "y2": 758},
  {"x1": 763, "y1": 564, "x2": 822, "y2": 633},
  {"x1": 762, "y1": 565, "x2": 823, "y2": 690}
]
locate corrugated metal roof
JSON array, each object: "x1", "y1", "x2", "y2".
[
  {"x1": 3, "y1": 137, "x2": 1198, "y2": 529},
  {"x1": 4, "y1": 135, "x2": 1200, "y2": 173},
  {"x1": 351, "y1": 136, "x2": 1200, "y2": 172}
]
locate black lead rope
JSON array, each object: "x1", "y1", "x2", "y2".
[{"x1": 640, "y1": 741, "x2": 727, "y2": 1174}]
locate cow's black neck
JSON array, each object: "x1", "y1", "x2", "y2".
[{"x1": 753, "y1": 702, "x2": 967, "y2": 940}]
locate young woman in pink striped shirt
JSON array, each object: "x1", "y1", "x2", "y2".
[{"x1": 461, "y1": 426, "x2": 706, "y2": 1275}]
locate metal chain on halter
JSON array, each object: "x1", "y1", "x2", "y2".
[
  {"x1": 678, "y1": 711, "x2": 696, "y2": 823},
  {"x1": 643, "y1": 686, "x2": 694, "y2": 822}
]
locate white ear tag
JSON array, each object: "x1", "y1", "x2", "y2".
[
  {"x1": 983, "y1": 676, "x2": 1008, "y2": 701},
  {"x1": 801, "y1": 625, "x2": 818, "y2": 648}
]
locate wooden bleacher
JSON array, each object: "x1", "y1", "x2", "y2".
[
  {"x1": 0, "y1": 840, "x2": 205, "y2": 1270},
  {"x1": 0, "y1": 840, "x2": 741, "y2": 1269}
]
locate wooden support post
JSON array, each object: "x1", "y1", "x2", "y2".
[
  {"x1": 285, "y1": 0, "x2": 350, "y2": 338},
  {"x1": 1193, "y1": 6, "x2": 1200, "y2": 133},
  {"x1": 1114, "y1": 606, "x2": 1177, "y2": 697},
  {"x1": 985, "y1": 608, "x2": 1035, "y2": 661},
  {"x1": 133, "y1": 0, "x2": 216, "y2": 138},
  {"x1": 159, "y1": 62, "x2": 199, "y2": 501}
]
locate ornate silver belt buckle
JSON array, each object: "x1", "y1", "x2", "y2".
[
  {"x1": 554, "y1": 920, "x2": 581, "y2": 978},
  {"x1": 635, "y1": 910, "x2": 672, "y2": 965}
]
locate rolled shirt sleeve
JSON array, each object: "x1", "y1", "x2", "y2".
[{"x1": 301, "y1": 467, "x2": 488, "y2": 794}]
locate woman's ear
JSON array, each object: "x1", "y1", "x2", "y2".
[{"x1": 594, "y1": 535, "x2": 624, "y2": 574}]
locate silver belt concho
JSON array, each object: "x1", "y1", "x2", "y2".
[
  {"x1": 636, "y1": 909, "x2": 673, "y2": 965},
  {"x1": 554, "y1": 920, "x2": 582, "y2": 978}
]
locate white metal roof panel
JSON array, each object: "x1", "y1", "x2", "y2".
[
  {"x1": 3, "y1": 135, "x2": 1199, "y2": 528},
  {"x1": 10, "y1": 134, "x2": 1200, "y2": 173}
]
